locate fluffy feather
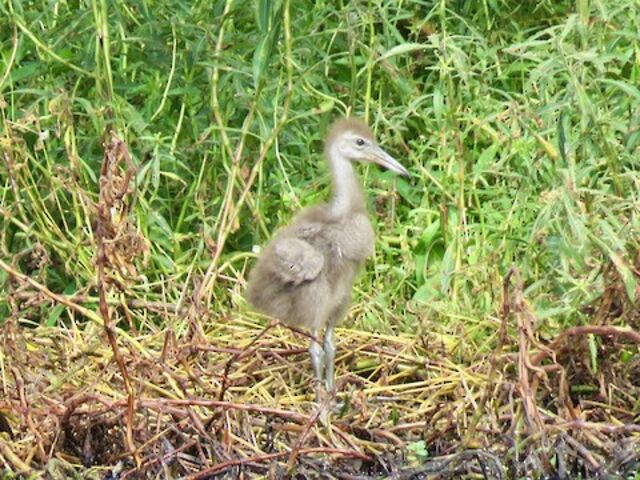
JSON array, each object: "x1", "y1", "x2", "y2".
[{"x1": 325, "y1": 118, "x2": 374, "y2": 150}]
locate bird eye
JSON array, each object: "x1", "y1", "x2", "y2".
[{"x1": 355, "y1": 138, "x2": 365, "y2": 147}]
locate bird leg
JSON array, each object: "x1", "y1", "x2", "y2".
[
  {"x1": 323, "y1": 323, "x2": 336, "y2": 392},
  {"x1": 309, "y1": 328, "x2": 325, "y2": 403}
]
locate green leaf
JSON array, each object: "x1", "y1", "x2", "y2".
[
  {"x1": 415, "y1": 254, "x2": 425, "y2": 286},
  {"x1": 395, "y1": 177, "x2": 419, "y2": 204},
  {"x1": 413, "y1": 282, "x2": 441, "y2": 303},
  {"x1": 252, "y1": 38, "x2": 268, "y2": 89},
  {"x1": 433, "y1": 87, "x2": 444, "y2": 120},
  {"x1": 420, "y1": 220, "x2": 442, "y2": 248},
  {"x1": 474, "y1": 143, "x2": 500, "y2": 173},
  {"x1": 119, "y1": 98, "x2": 149, "y2": 134},
  {"x1": 608, "y1": 250, "x2": 636, "y2": 302},
  {"x1": 600, "y1": 78, "x2": 640, "y2": 102},
  {"x1": 9, "y1": 63, "x2": 42, "y2": 83},
  {"x1": 47, "y1": 304, "x2": 65, "y2": 327},
  {"x1": 379, "y1": 43, "x2": 429, "y2": 62},
  {"x1": 620, "y1": 349, "x2": 633, "y2": 363},
  {"x1": 407, "y1": 440, "x2": 429, "y2": 465},
  {"x1": 390, "y1": 405, "x2": 400, "y2": 425},
  {"x1": 255, "y1": 0, "x2": 272, "y2": 32},
  {"x1": 588, "y1": 334, "x2": 598, "y2": 373},
  {"x1": 152, "y1": 154, "x2": 160, "y2": 190},
  {"x1": 557, "y1": 110, "x2": 568, "y2": 164},
  {"x1": 251, "y1": 0, "x2": 282, "y2": 90},
  {"x1": 440, "y1": 241, "x2": 456, "y2": 294},
  {"x1": 589, "y1": 231, "x2": 636, "y2": 302}
]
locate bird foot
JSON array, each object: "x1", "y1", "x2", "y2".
[
  {"x1": 331, "y1": 400, "x2": 346, "y2": 415},
  {"x1": 318, "y1": 405, "x2": 330, "y2": 427},
  {"x1": 314, "y1": 399, "x2": 348, "y2": 428},
  {"x1": 312, "y1": 384, "x2": 341, "y2": 426},
  {"x1": 311, "y1": 395, "x2": 346, "y2": 427}
]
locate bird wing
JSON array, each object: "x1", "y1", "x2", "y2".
[
  {"x1": 272, "y1": 237, "x2": 324, "y2": 285},
  {"x1": 328, "y1": 213, "x2": 375, "y2": 261}
]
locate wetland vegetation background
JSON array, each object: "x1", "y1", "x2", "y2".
[{"x1": 0, "y1": 0, "x2": 639, "y2": 477}]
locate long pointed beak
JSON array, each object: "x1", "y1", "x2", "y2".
[{"x1": 369, "y1": 146, "x2": 410, "y2": 177}]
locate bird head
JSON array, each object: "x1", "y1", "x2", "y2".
[{"x1": 326, "y1": 118, "x2": 410, "y2": 177}]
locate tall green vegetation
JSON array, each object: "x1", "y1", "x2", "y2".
[{"x1": 1, "y1": 0, "x2": 638, "y2": 347}]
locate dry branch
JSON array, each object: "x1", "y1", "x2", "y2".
[
  {"x1": 532, "y1": 325, "x2": 640, "y2": 366},
  {"x1": 95, "y1": 132, "x2": 145, "y2": 466}
]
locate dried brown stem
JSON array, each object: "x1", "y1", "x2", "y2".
[
  {"x1": 508, "y1": 267, "x2": 545, "y2": 434},
  {"x1": 96, "y1": 132, "x2": 139, "y2": 466},
  {"x1": 285, "y1": 382, "x2": 338, "y2": 474},
  {"x1": 531, "y1": 325, "x2": 640, "y2": 366},
  {"x1": 218, "y1": 319, "x2": 279, "y2": 401},
  {"x1": 120, "y1": 439, "x2": 198, "y2": 479},
  {"x1": 128, "y1": 398, "x2": 310, "y2": 424},
  {"x1": 11, "y1": 368, "x2": 46, "y2": 463},
  {"x1": 185, "y1": 447, "x2": 371, "y2": 479},
  {"x1": 0, "y1": 259, "x2": 103, "y2": 325}
]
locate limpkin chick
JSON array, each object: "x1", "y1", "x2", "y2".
[{"x1": 246, "y1": 118, "x2": 409, "y2": 405}]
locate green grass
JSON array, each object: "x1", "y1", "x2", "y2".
[{"x1": 1, "y1": 0, "x2": 638, "y2": 360}]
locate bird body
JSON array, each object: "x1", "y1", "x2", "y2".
[
  {"x1": 247, "y1": 204, "x2": 373, "y2": 331},
  {"x1": 246, "y1": 118, "x2": 408, "y2": 400}
]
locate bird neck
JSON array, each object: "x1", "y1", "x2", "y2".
[{"x1": 327, "y1": 144, "x2": 365, "y2": 217}]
